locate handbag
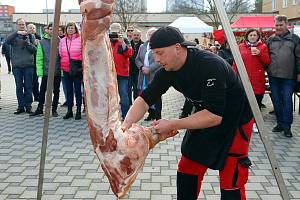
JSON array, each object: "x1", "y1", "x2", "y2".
[{"x1": 66, "y1": 38, "x2": 82, "y2": 77}]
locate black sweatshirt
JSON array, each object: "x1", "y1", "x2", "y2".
[{"x1": 141, "y1": 48, "x2": 252, "y2": 170}]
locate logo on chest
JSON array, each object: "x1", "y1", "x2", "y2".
[{"x1": 206, "y1": 78, "x2": 216, "y2": 87}]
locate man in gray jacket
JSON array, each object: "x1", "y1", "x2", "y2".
[
  {"x1": 4, "y1": 18, "x2": 36, "y2": 114},
  {"x1": 266, "y1": 15, "x2": 300, "y2": 138},
  {"x1": 135, "y1": 27, "x2": 161, "y2": 120}
]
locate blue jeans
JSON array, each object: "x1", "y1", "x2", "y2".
[
  {"x1": 269, "y1": 76, "x2": 296, "y2": 130},
  {"x1": 63, "y1": 72, "x2": 82, "y2": 109},
  {"x1": 12, "y1": 67, "x2": 34, "y2": 109},
  {"x1": 117, "y1": 76, "x2": 129, "y2": 119}
]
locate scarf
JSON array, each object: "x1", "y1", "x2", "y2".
[{"x1": 245, "y1": 40, "x2": 259, "y2": 48}]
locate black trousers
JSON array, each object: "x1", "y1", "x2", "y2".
[
  {"x1": 32, "y1": 67, "x2": 40, "y2": 100},
  {"x1": 255, "y1": 94, "x2": 264, "y2": 108},
  {"x1": 37, "y1": 76, "x2": 61, "y2": 110},
  {"x1": 128, "y1": 73, "x2": 139, "y2": 105},
  {"x1": 148, "y1": 97, "x2": 162, "y2": 119},
  {"x1": 155, "y1": 97, "x2": 162, "y2": 119},
  {"x1": 64, "y1": 72, "x2": 82, "y2": 109}
]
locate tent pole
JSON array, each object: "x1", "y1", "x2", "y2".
[
  {"x1": 37, "y1": 0, "x2": 62, "y2": 199},
  {"x1": 213, "y1": 1, "x2": 290, "y2": 199}
]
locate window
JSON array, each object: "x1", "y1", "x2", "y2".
[
  {"x1": 283, "y1": 0, "x2": 288, "y2": 8},
  {"x1": 272, "y1": 0, "x2": 276, "y2": 10}
]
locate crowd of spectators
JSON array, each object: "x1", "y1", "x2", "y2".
[{"x1": 0, "y1": 15, "x2": 299, "y2": 138}]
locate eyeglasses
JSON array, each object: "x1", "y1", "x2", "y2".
[{"x1": 127, "y1": 30, "x2": 134, "y2": 32}]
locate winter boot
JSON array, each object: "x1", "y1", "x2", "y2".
[
  {"x1": 75, "y1": 106, "x2": 81, "y2": 120},
  {"x1": 52, "y1": 107, "x2": 58, "y2": 117},
  {"x1": 63, "y1": 108, "x2": 73, "y2": 119},
  {"x1": 29, "y1": 107, "x2": 43, "y2": 117}
]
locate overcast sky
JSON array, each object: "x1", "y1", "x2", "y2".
[{"x1": 0, "y1": 0, "x2": 166, "y2": 12}]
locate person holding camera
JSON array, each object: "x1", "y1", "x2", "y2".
[
  {"x1": 109, "y1": 23, "x2": 133, "y2": 120},
  {"x1": 4, "y1": 18, "x2": 37, "y2": 114},
  {"x1": 59, "y1": 22, "x2": 83, "y2": 120}
]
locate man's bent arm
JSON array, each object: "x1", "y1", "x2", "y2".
[
  {"x1": 122, "y1": 97, "x2": 149, "y2": 130},
  {"x1": 172, "y1": 109, "x2": 222, "y2": 131}
]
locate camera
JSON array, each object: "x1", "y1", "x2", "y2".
[{"x1": 109, "y1": 32, "x2": 119, "y2": 39}]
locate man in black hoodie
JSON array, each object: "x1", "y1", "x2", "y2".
[{"x1": 122, "y1": 26, "x2": 253, "y2": 200}]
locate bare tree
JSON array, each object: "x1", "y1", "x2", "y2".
[
  {"x1": 169, "y1": 0, "x2": 253, "y2": 28},
  {"x1": 225, "y1": 0, "x2": 253, "y2": 21},
  {"x1": 113, "y1": 0, "x2": 143, "y2": 31},
  {"x1": 252, "y1": 0, "x2": 262, "y2": 13}
]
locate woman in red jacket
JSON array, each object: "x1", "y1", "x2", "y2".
[
  {"x1": 234, "y1": 29, "x2": 270, "y2": 132},
  {"x1": 234, "y1": 29, "x2": 270, "y2": 106}
]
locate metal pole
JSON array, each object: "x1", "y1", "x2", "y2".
[
  {"x1": 212, "y1": 1, "x2": 290, "y2": 199},
  {"x1": 37, "y1": 0, "x2": 62, "y2": 199}
]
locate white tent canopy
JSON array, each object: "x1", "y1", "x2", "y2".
[{"x1": 169, "y1": 17, "x2": 213, "y2": 34}]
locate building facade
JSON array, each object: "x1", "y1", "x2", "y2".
[
  {"x1": 0, "y1": 5, "x2": 15, "y2": 39},
  {"x1": 0, "y1": 4, "x2": 15, "y2": 17},
  {"x1": 262, "y1": 0, "x2": 300, "y2": 25},
  {"x1": 0, "y1": 16, "x2": 13, "y2": 39}
]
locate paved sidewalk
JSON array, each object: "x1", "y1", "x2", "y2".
[{"x1": 0, "y1": 60, "x2": 300, "y2": 200}]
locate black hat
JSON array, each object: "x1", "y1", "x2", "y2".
[{"x1": 149, "y1": 26, "x2": 196, "y2": 49}]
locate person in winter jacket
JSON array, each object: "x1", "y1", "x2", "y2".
[
  {"x1": 30, "y1": 23, "x2": 61, "y2": 117},
  {"x1": 135, "y1": 27, "x2": 161, "y2": 121},
  {"x1": 27, "y1": 23, "x2": 41, "y2": 102},
  {"x1": 1, "y1": 42, "x2": 11, "y2": 74},
  {"x1": 233, "y1": 29, "x2": 270, "y2": 133},
  {"x1": 218, "y1": 40, "x2": 234, "y2": 66},
  {"x1": 59, "y1": 22, "x2": 83, "y2": 120},
  {"x1": 233, "y1": 29, "x2": 270, "y2": 107},
  {"x1": 4, "y1": 18, "x2": 36, "y2": 114},
  {"x1": 110, "y1": 23, "x2": 133, "y2": 119},
  {"x1": 266, "y1": 15, "x2": 300, "y2": 138},
  {"x1": 57, "y1": 25, "x2": 68, "y2": 107},
  {"x1": 128, "y1": 29, "x2": 143, "y2": 106}
]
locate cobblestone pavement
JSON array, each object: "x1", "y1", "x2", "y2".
[{"x1": 0, "y1": 60, "x2": 300, "y2": 200}]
